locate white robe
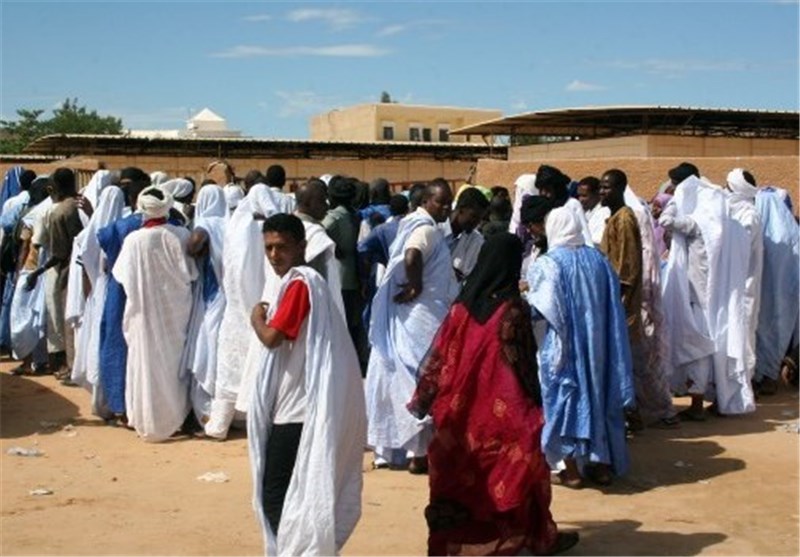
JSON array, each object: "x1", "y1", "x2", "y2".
[
  {"x1": 440, "y1": 219, "x2": 484, "y2": 278},
  {"x1": 235, "y1": 218, "x2": 344, "y2": 413},
  {"x1": 113, "y1": 225, "x2": 198, "y2": 442},
  {"x1": 248, "y1": 267, "x2": 365, "y2": 556},
  {"x1": 585, "y1": 204, "x2": 610, "y2": 247}
]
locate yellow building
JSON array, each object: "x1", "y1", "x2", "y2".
[{"x1": 310, "y1": 103, "x2": 502, "y2": 144}]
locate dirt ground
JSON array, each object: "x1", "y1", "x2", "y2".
[{"x1": 1, "y1": 358, "x2": 798, "y2": 556}]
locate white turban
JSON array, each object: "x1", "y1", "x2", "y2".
[
  {"x1": 150, "y1": 171, "x2": 169, "y2": 187},
  {"x1": 81, "y1": 170, "x2": 114, "y2": 209},
  {"x1": 223, "y1": 183, "x2": 244, "y2": 211},
  {"x1": 195, "y1": 184, "x2": 228, "y2": 218},
  {"x1": 160, "y1": 178, "x2": 194, "y2": 200},
  {"x1": 509, "y1": 173, "x2": 539, "y2": 234},
  {"x1": 726, "y1": 168, "x2": 757, "y2": 200},
  {"x1": 545, "y1": 206, "x2": 584, "y2": 249},
  {"x1": 319, "y1": 174, "x2": 333, "y2": 186},
  {"x1": 137, "y1": 185, "x2": 173, "y2": 219}
]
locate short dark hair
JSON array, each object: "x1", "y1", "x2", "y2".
[
  {"x1": 389, "y1": 193, "x2": 409, "y2": 216},
  {"x1": 369, "y1": 177, "x2": 391, "y2": 205},
  {"x1": 423, "y1": 179, "x2": 451, "y2": 202},
  {"x1": 262, "y1": 213, "x2": 305, "y2": 244},
  {"x1": 602, "y1": 169, "x2": 628, "y2": 191},
  {"x1": 265, "y1": 165, "x2": 286, "y2": 188},
  {"x1": 244, "y1": 170, "x2": 265, "y2": 188},
  {"x1": 408, "y1": 183, "x2": 427, "y2": 210},
  {"x1": 456, "y1": 187, "x2": 490, "y2": 211},
  {"x1": 489, "y1": 195, "x2": 512, "y2": 220},
  {"x1": 668, "y1": 162, "x2": 700, "y2": 183},
  {"x1": 51, "y1": 167, "x2": 77, "y2": 195},
  {"x1": 578, "y1": 176, "x2": 600, "y2": 194},
  {"x1": 19, "y1": 170, "x2": 37, "y2": 191},
  {"x1": 490, "y1": 186, "x2": 509, "y2": 199}
]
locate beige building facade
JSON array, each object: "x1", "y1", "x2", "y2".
[{"x1": 310, "y1": 103, "x2": 501, "y2": 144}]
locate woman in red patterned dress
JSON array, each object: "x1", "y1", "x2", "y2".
[{"x1": 408, "y1": 232, "x2": 578, "y2": 556}]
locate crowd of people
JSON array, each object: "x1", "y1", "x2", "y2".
[{"x1": 0, "y1": 159, "x2": 797, "y2": 556}]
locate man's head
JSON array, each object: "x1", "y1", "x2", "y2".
[
  {"x1": 599, "y1": 169, "x2": 627, "y2": 208},
  {"x1": 535, "y1": 165, "x2": 571, "y2": 205},
  {"x1": 408, "y1": 183, "x2": 427, "y2": 210},
  {"x1": 327, "y1": 175, "x2": 357, "y2": 210},
  {"x1": 265, "y1": 165, "x2": 286, "y2": 190},
  {"x1": 520, "y1": 195, "x2": 555, "y2": 240},
  {"x1": 295, "y1": 178, "x2": 329, "y2": 221},
  {"x1": 576, "y1": 176, "x2": 601, "y2": 212},
  {"x1": 29, "y1": 176, "x2": 50, "y2": 206},
  {"x1": 118, "y1": 167, "x2": 151, "y2": 208},
  {"x1": 244, "y1": 169, "x2": 265, "y2": 191},
  {"x1": 369, "y1": 178, "x2": 391, "y2": 205},
  {"x1": 488, "y1": 195, "x2": 512, "y2": 222},
  {"x1": 19, "y1": 170, "x2": 36, "y2": 192},
  {"x1": 389, "y1": 193, "x2": 409, "y2": 217},
  {"x1": 262, "y1": 213, "x2": 307, "y2": 277},
  {"x1": 50, "y1": 168, "x2": 77, "y2": 199},
  {"x1": 491, "y1": 186, "x2": 510, "y2": 201},
  {"x1": 451, "y1": 187, "x2": 490, "y2": 234},
  {"x1": 668, "y1": 162, "x2": 700, "y2": 189},
  {"x1": 422, "y1": 179, "x2": 453, "y2": 223}
]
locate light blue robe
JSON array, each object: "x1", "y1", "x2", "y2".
[
  {"x1": 525, "y1": 245, "x2": 635, "y2": 475},
  {"x1": 755, "y1": 189, "x2": 800, "y2": 381}
]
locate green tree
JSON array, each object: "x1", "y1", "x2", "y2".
[
  {"x1": 0, "y1": 98, "x2": 123, "y2": 153},
  {"x1": 380, "y1": 91, "x2": 393, "y2": 103}
]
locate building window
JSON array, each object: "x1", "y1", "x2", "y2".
[
  {"x1": 438, "y1": 126, "x2": 450, "y2": 142},
  {"x1": 409, "y1": 127, "x2": 421, "y2": 141},
  {"x1": 383, "y1": 126, "x2": 394, "y2": 140},
  {"x1": 422, "y1": 128, "x2": 432, "y2": 142}
]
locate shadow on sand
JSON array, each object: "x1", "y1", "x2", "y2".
[
  {"x1": 0, "y1": 372, "x2": 83, "y2": 439},
  {"x1": 560, "y1": 519, "x2": 726, "y2": 556}
]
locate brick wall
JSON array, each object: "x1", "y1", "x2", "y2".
[{"x1": 475, "y1": 156, "x2": 800, "y2": 213}]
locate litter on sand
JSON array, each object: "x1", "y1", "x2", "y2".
[
  {"x1": 196, "y1": 471, "x2": 230, "y2": 483},
  {"x1": 7, "y1": 447, "x2": 44, "y2": 457},
  {"x1": 29, "y1": 488, "x2": 53, "y2": 496}
]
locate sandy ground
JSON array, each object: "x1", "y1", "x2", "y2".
[{"x1": 1, "y1": 358, "x2": 798, "y2": 556}]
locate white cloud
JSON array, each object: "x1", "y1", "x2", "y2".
[
  {"x1": 606, "y1": 58, "x2": 748, "y2": 78},
  {"x1": 211, "y1": 44, "x2": 389, "y2": 58},
  {"x1": 565, "y1": 80, "x2": 607, "y2": 92},
  {"x1": 243, "y1": 14, "x2": 272, "y2": 22},
  {"x1": 286, "y1": 8, "x2": 366, "y2": 30},
  {"x1": 376, "y1": 24, "x2": 407, "y2": 37},
  {"x1": 268, "y1": 91, "x2": 340, "y2": 119}
]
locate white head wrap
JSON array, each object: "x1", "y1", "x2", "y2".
[
  {"x1": 137, "y1": 185, "x2": 173, "y2": 219},
  {"x1": 509, "y1": 173, "x2": 538, "y2": 234},
  {"x1": 223, "y1": 183, "x2": 244, "y2": 212},
  {"x1": 726, "y1": 168, "x2": 757, "y2": 200},
  {"x1": 81, "y1": 169, "x2": 114, "y2": 209},
  {"x1": 150, "y1": 171, "x2": 169, "y2": 187},
  {"x1": 195, "y1": 184, "x2": 228, "y2": 218},
  {"x1": 545, "y1": 206, "x2": 585, "y2": 249},
  {"x1": 160, "y1": 178, "x2": 194, "y2": 200},
  {"x1": 319, "y1": 174, "x2": 333, "y2": 186},
  {"x1": 81, "y1": 186, "x2": 126, "y2": 285}
]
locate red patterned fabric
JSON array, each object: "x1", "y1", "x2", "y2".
[{"x1": 409, "y1": 299, "x2": 558, "y2": 556}]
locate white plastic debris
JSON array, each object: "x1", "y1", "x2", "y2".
[
  {"x1": 197, "y1": 471, "x2": 230, "y2": 483},
  {"x1": 780, "y1": 410, "x2": 796, "y2": 418},
  {"x1": 62, "y1": 424, "x2": 78, "y2": 438},
  {"x1": 29, "y1": 488, "x2": 53, "y2": 496},
  {"x1": 674, "y1": 460, "x2": 693, "y2": 468},
  {"x1": 697, "y1": 480, "x2": 711, "y2": 485},
  {"x1": 778, "y1": 423, "x2": 800, "y2": 434},
  {"x1": 7, "y1": 447, "x2": 44, "y2": 457},
  {"x1": 39, "y1": 420, "x2": 60, "y2": 429}
]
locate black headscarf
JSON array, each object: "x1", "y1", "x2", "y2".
[
  {"x1": 456, "y1": 232, "x2": 523, "y2": 324},
  {"x1": 520, "y1": 195, "x2": 555, "y2": 225}
]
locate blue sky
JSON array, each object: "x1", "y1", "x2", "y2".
[{"x1": 2, "y1": 1, "x2": 798, "y2": 139}]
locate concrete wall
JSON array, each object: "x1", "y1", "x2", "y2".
[
  {"x1": 309, "y1": 103, "x2": 501, "y2": 144},
  {"x1": 475, "y1": 156, "x2": 800, "y2": 213}
]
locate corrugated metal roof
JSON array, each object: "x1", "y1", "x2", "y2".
[{"x1": 450, "y1": 105, "x2": 800, "y2": 139}]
